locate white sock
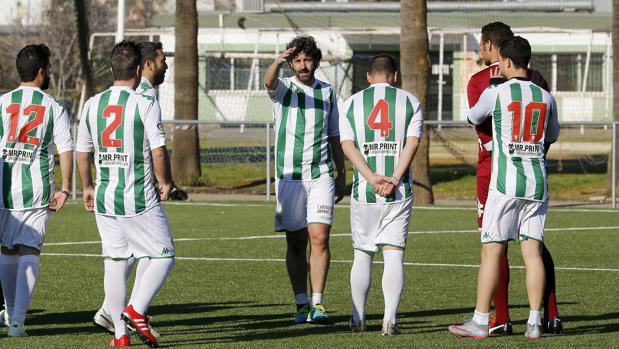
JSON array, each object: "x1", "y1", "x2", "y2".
[
  {"x1": 528, "y1": 309, "x2": 542, "y2": 326},
  {"x1": 105, "y1": 259, "x2": 128, "y2": 339},
  {"x1": 382, "y1": 250, "x2": 404, "y2": 324},
  {"x1": 473, "y1": 310, "x2": 490, "y2": 326},
  {"x1": 13, "y1": 255, "x2": 40, "y2": 325},
  {"x1": 131, "y1": 258, "x2": 175, "y2": 315},
  {"x1": 350, "y1": 249, "x2": 373, "y2": 322},
  {"x1": 295, "y1": 293, "x2": 308, "y2": 305},
  {"x1": 128, "y1": 258, "x2": 151, "y2": 306},
  {"x1": 101, "y1": 256, "x2": 136, "y2": 314},
  {"x1": 0, "y1": 254, "x2": 19, "y2": 321},
  {"x1": 311, "y1": 293, "x2": 322, "y2": 307}
]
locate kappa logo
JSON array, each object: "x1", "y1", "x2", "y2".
[
  {"x1": 482, "y1": 232, "x2": 490, "y2": 239},
  {"x1": 161, "y1": 246, "x2": 174, "y2": 255},
  {"x1": 363, "y1": 143, "x2": 370, "y2": 155}
]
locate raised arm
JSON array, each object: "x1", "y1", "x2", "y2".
[{"x1": 264, "y1": 47, "x2": 296, "y2": 91}]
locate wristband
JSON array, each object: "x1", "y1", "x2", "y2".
[{"x1": 61, "y1": 190, "x2": 70, "y2": 197}]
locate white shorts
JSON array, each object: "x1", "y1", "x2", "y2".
[
  {"x1": 274, "y1": 177, "x2": 334, "y2": 232},
  {"x1": 95, "y1": 205, "x2": 175, "y2": 259},
  {"x1": 0, "y1": 208, "x2": 50, "y2": 251},
  {"x1": 350, "y1": 197, "x2": 413, "y2": 253},
  {"x1": 481, "y1": 190, "x2": 547, "y2": 243}
]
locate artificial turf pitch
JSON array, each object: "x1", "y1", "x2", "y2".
[{"x1": 2, "y1": 201, "x2": 618, "y2": 348}]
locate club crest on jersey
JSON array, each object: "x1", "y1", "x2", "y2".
[
  {"x1": 98, "y1": 152, "x2": 130, "y2": 168},
  {"x1": 362, "y1": 142, "x2": 399, "y2": 157},
  {"x1": 1, "y1": 148, "x2": 35, "y2": 164},
  {"x1": 507, "y1": 142, "x2": 543, "y2": 158}
]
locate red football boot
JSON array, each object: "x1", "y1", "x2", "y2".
[
  {"x1": 121, "y1": 305, "x2": 158, "y2": 348},
  {"x1": 108, "y1": 334, "x2": 131, "y2": 347}
]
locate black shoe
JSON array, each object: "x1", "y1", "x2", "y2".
[
  {"x1": 489, "y1": 321, "x2": 513, "y2": 336},
  {"x1": 546, "y1": 317, "x2": 563, "y2": 334}
]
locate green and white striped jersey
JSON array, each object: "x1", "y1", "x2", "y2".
[
  {"x1": 0, "y1": 86, "x2": 73, "y2": 210},
  {"x1": 340, "y1": 83, "x2": 423, "y2": 204},
  {"x1": 268, "y1": 77, "x2": 339, "y2": 180},
  {"x1": 468, "y1": 78, "x2": 560, "y2": 202},
  {"x1": 136, "y1": 77, "x2": 157, "y2": 100},
  {"x1": 76, "y1": 86, "x2": 166, "y2": 217}
]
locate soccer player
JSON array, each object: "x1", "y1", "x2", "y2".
[
  {"x1": 93, "y1": 41, "x2": 168, "y2": 338},
  {"x1": 449, "y1": 36, "x2": 560, "y2": 340},
  {"x1": 340, "y1": 55, "x2": 423, "y2": 335},
  {"x1": 468, "y1": 22, "x2": 562, "y2": 335},
  {"x1": 0, "y1": 44, "x2": 73, "y2": 337},
  {"x1": 76, "y1": 40, "x2": 175, "y2": 348},
  {"x1": 264, "y1": 36, "x2": 346, "y2": 324}
]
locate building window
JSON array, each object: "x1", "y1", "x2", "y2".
[
  {"x1": 530, "y1": 53, "x2": 605, "y2": 92},
  {"x1": 205, "y1": 56, "x2": 273, "y2": 91}
]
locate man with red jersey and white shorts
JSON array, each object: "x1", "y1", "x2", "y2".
[{"x1": 467, "y1": 22, "x2": 562, "y2": 335}]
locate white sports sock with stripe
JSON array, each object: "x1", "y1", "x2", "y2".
[
  {"x1": 382, "y1": 250, "x2": 404, "y2": 324},
  {"x1": 131, "y1": 259, "x2": 175, "y2": 315},
  {"x1": 350, "y1": 249, "x2": 373, "y2": 322},
  {"x1": 105, "y1": 259, "x2": 128, "y2": 338},
  {"x1": 12, "y1": 255, "x2": 40, "y2": 325},
  {"x1": 0, "y1": 254, "x2": 19, "y2": 321}
]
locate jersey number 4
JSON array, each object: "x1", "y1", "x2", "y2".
[
  {"x1": 6, "y1": 103, "x2": 46, "y2": 145},
  {"x1": 102, "y1": 105, "x2": 123, "y2": 148},
  {"x1": 367, "y1": 99, "x2": 393, "y2": 138},
  {"x1": 507, "y1": 101, "x2": 547, "y2": 142}
]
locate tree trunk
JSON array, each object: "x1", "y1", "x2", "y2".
[
  {"x1": 74, "y1": 0, "x2": 93, "y2": 99},
  {"x1": 400, "y1": 0, "x2": 434, "y2": 205},
  {"x1": 610, "y1": 0, "x2": 619, "y2": 203},
  {"x1": 173, "y1": 0, "x2": 201, "y2": 184}
]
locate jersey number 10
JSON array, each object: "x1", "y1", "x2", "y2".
[
  {"x1": 367, "y1": 99, "x2": 393, "y2": 138},
  {"x1": 507, "y1": 101, "x2": 547, "y2": 142},
  {"x1": 5, "y1": 103, "x2": 45, "y2": 145}
]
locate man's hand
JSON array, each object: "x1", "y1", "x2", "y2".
[
  {"x1": 369, "y1": 174, "x2": 395, "y2": 196},
  {"x1": 334, "y1": 175, "x2": 346, "y2": 204},
  {"x1": 377, "y1": 176, "x2": 399, "y2": 197},
  {"x1": 83, "y1": 186, "x2": 95, "y2": 212},
  {"x1": 159, "y1": 182, "x2": 173, "y2": 201},
  {"x1": 276, "y1": 47, "x2": 297, "y2": 65},
  {"x1": 49, "y1": 191, "x2": 69, "y2": 212},
  {"x1": 489, "y1": 66, "x2": 506, "y2": 86}
]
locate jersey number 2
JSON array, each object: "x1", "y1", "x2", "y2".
[
  {"x1": 6, "y1": 103, "x2": 45, "y2": 145},
  {"x1": 507, "y1": 101, "x2": 547, "y2": 142},
  {"x1": 367, "y1": 99, "x2": 393, "y2": 138},
  {"x1": 102, "y1": 105, "x2": 123, "y2": 148}
]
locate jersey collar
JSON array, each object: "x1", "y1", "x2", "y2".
[
  {"x1": 140, "y1": 77, "x2": 154, "y2": 90},
  {"x1": 291, "y1": 76, "x2": 319, "y2": 89}
]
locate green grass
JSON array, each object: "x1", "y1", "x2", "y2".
[{"x1": 5, "y1": 201, "x2": 618, "y2": 347}]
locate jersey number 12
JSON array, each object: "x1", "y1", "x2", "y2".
[{"x1": 6, "y1": 103, "x2": 45, "y2": 145}]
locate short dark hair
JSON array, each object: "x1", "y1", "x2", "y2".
[
  {"x1": 110, "y1": 40, "x2": 142, "y2": 80},
  {"x1": 16, "y1": 44, "x2": 50, "y2": 82},
  {"x1": 499, "y1": 36, "x2": 531, "y2": 70},
  {"x1": 368, "y1": 54, "x2": 397, "y2": 76},
  {"x1": 481, "y1": 22, "x2": 513, "y2": 48},
  {"x1": 137, "y1": 41, "x2": 163, "y2": 66},
  {"x1": 286, "y1": 36, "x2": 322, "y2": 65}
]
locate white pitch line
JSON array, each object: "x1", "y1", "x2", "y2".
[
  {"x1": 162, "y1": 201, "x2": 619, "y2": 213},
  {"x1": 44, "y1": 225, "x2": 619, "y2": 247},
  {"x1": 40, "y1": 253, "x2": 619, "y2": 272}
]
